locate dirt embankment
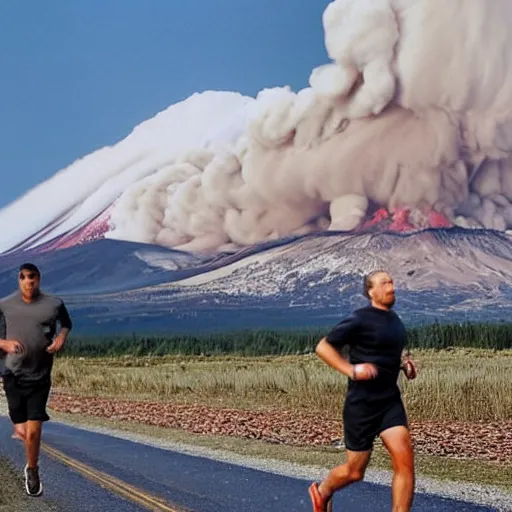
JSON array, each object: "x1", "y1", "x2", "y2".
[{"x1": 49, "y1": 392, "x2": 512, "y2": 463}]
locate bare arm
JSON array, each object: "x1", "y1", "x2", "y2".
[
  {"x1": 316, "y1": 337, "x2": 355, "y2": 378},
  {"x1": 400, "y1": 348, "x2": 417, "y2": 380},
  {"x1": 315, "y1": 337, "x2": 378, "y2": 381},
  {"x1": 46, "y1": 303, "x2": 72, "y2": 354},
  {"x1": 401, "y1": 347, "x2": 411, "y2": 364},
  {"x1": 0, "y1": 309, "x2": 5, "y2": 341},
  {"x1": 46, "y1": 327, "x2": 70, "y2": 354},
  {"x1": 0, "y1": 339, "x2": 24, "y2": 354},
  {"x1": 0, "y1": 309, "x2": 24, "y2": 354}
]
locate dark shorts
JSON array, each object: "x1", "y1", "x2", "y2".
[
  {"x1": 2, "y1": 373, "x2": 51, "y2": 424},
  {"x1": 343, "y1": 394, "x2": 408, "y2": 452}
]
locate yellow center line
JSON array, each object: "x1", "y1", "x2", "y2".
[{"x1": 41, "y1": 443, "x2": 189, "y2": 512}]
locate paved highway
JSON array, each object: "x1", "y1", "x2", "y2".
[{"x1": 0, "y1": 418, "x2": 500, "y2": 511}]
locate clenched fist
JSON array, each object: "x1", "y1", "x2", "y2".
[
  {"x1": 402, "y1": 359, "x2": 417, "y2": 380},
  {"x1": 352, "y1": 363, "x2": 378, "y2": 381},
  {"x1": 0, "y1": 339, "x2": 24, "y2": 355}
]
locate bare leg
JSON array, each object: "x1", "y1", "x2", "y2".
[
  {"x1": 12, "y1": 422, "x2": 27, "y2": 441},
  {"x1": 318, "y1": 449, "x2": 372, "y2": 499},
  {"x1": 380, "y1": 426, "x2": 415, "y2": 512},
  {"x1": 24, "y1": 421, "x2": 43, "y2": 468}
]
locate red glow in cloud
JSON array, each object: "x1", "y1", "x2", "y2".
[{"x1": 359, "y1": 207, "x2": 452, "y2": 233}]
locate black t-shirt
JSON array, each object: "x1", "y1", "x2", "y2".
[{"x1": 326, "y1": 306, "x2": 407, "y2": 400}]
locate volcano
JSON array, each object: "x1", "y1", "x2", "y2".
[
  {"x1": 2, "y1": 0, "x2": 512, "y2": 331},
  {"x1": 0, "y1": 228, "x2": 510, "y2": 334}
]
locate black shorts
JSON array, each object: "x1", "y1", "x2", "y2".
[
  {"x1": 343, "y1": 394, "x2": 408, "y2": 452},
  {"x1": 2, "y1": 373, "x2": 51, "y2": 424}
]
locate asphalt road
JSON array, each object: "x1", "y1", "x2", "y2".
[{"x1": 0, "y1": 418, "x2": 500, "y2": 511}]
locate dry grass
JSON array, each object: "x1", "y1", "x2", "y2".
[{"x1": 52, "y1": 348, "x2": 512, "y2": 421}]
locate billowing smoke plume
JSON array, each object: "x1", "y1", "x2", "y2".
[
  {"x1": 0, "y1": 92, "x2": 252, "y2": 253},
  {"x1": 105, "y1": 0, "x2": 512, "y2": 252},
  {"x1": 2, "y1": 0, "x2": 512, "y2": 254}
]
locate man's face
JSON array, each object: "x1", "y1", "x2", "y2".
[
  {"x1": 18, "y1": 270, "x2": 40, "y2": 298},
  {"x1": 369, "y1": 272, "x2": 396, "y2": 309}
]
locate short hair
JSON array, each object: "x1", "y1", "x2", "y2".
[
  {"x1": 19, "y1": 263, "x2": 41, "y2": 277},
  {"x1": 362, "y1": 270, "x2": 387, "y2": 299}
]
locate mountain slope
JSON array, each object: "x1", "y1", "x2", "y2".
[
  {"x1": 164, "y1": 228, "x2": 512, "y2": 295},
  {"x1": 8, "y1": 228, "x2": 505, "y2": 333},
  {"x1": 0, "y1": 239, "x2": 211, "y2": 296}
]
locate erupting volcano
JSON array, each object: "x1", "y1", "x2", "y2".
[
  {"x1": 360, "y1": 207, "x2": 453, "y2": 233},
  {"x1": 1, "y1": 0, "x2": 512, "y2": 255}
]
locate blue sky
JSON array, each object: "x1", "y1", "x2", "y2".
[{"x1": 0, "y1": 1, "x2": 329, "y2": 209}]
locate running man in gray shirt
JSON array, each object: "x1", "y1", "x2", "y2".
[{"x1": 0, "y1": 263, "x2": 72, "y2": 497}]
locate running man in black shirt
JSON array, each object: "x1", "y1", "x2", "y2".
[{"x1": 308, "y1": 270, "x2": 417, "y2": 512}]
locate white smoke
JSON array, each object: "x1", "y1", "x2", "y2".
[
  {"x1": 105, "y1": 0, "x2": 512, "y2": 251},
  {"x1": 2, "y1": 0, "x2": 512, "y2": 254},
  {"x1": 0, "y1": 92, "x2": 253, "y2": 253}
]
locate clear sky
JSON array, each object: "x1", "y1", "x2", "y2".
[{"x1": 0, "y1": 0, "x2": 329, "y2": 209}]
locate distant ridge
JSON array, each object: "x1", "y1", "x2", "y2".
[{"x1": 0, "y1": 228, "x2": 509, "y2": 333}]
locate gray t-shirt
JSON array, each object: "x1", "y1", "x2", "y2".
[{"x1": 0, "y1": 291, "x2": 72, "y2": 381}]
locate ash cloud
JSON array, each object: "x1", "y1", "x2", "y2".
[
  {"x1": 108, "y1": 0, "x2": 512, "y2": 251},
  {"x1": 2, "y1": 0, "x2": 512, "y2": 254}
]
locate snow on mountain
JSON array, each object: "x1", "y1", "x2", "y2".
[
  {"x1": 28, "y1": 228, "x2": 509, "y2": 333},
  {"x1": 0, "y1": 91, "x2": 253, "y2": 254},
  {"x1": 162, "y1": 228, "x2": 512, "y2": 296},
  {"x1": 119, "y1": 228, "x2": 512, "y2": 305}
]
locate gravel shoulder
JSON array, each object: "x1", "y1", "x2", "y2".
[{"x1": 0, "y1": 456, "x2": 62, "y2": 512}]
